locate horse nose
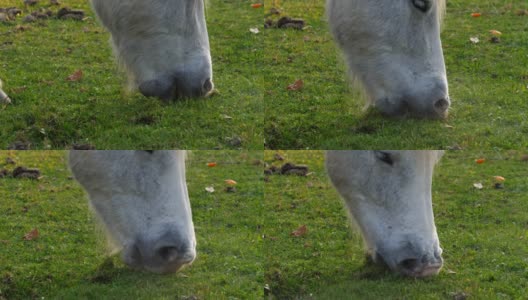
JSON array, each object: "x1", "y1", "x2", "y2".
[
  {"x1": 396, "y1": 253, "x2": 443, "y2": 278},
  {"x1": 138, "y1": 76, "x2": 213, "y2": 100},
  {"x1": 124, "y1": 234, "x2": 196, "y2": 274},
  {"x1": 375, "y1": 240, "x2": 443, "y2": 277}
]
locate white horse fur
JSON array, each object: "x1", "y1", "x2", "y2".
[
  {"x1": 326, "y1": 150, "x2": 444, "y2": 277},
  {"x1": 327, "y1": 0, "x2": 449, "y2": 118},
  {"x1": 69, "y1": 150, "x2": 196, "y2": 274},
  {"x1": 90, "y1": 0, "x2": 213, "y2": 100},
  {"x1": 0, "y1": 79, "x2": 11, "y2": 104}
]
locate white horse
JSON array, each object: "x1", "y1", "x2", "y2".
[
  {"x1": 91, "y1": 0, "x2": 213, "y2": 99},
  {"x1": 69, "y1": 150, "x2": 196, "y2": 274},
  {"x1": 326, "y1": 150, "x2": 444, "y2": 277},
  {"x1": 327, "y1": 0, "x2": 449, "y2": 118}
]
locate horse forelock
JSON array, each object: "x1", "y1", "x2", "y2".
[{"x1": 345, "y1": 71, "x2": 372, "y2": 110}]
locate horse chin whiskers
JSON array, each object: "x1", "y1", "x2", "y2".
[
  {"x1": 370, "y1": 251, "x2": 389, "y2": 267},
  {"x1": 345, "y1": 70, "x2": 371, "y2": 109}
]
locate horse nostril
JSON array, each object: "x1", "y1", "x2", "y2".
[
  {"x1": 202, "y1": 78, "x2": 213, "y2": 93},
  {"x1": 397, "y1": 255, "x2": 443, "y2": 277},
  {"x1": 157, "y1": 246, "x2": 179, "y2": 262},
  {"x1": 434, "y1": 98, "x2": 450, "y2": 113},
  {"x1": 399, "y1": 258, "x2": 420, "y2": 272}
]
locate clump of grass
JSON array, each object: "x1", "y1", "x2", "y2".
[{"x1": 88, "y1": 256, "x2": 121, "y2": 285}]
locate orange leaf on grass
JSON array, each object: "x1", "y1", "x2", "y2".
[
  {"x1": 290, "y1": 224, "x2": 307, "y2": 237},
  {"x1": 251, "y1": 3, "x2": 262, "y2": 8},
  {"x1": 66, "y1": 69, "x2": 83, "y2": 82},
  {"x1": 207, "y1": 162, "x2": 217, "y2": 167},
  {"x1": 475, "y1": 158, "x2": 485, "y2": 164},
  {"x1": 471, "y1": 12, "x2": 481, "y2": 18},
  {"x1": 224, "y1": 179, "x2": 237, "y2": 185},
  {"x1": 489, "y1": 30, "x2": 502, "y2": 36},
  {"x1": 287, "y1": 79, "x2": 304, "y2": 91},
  {"x1": 493, "y1": 176, "x2": 505, "y2": 182},
  {"x1": 23, "y1": 228, "x2": 39, "y2": 240}
]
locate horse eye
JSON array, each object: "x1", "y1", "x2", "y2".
[
  {"x1": 375, "y1": 151, "x2": 394, "y2": 166},
  {"x1": 412, "y1": 0, "x2": 432, "y2": 12},
  {"x1": 144, "y1": 150, "x2": 154, "y2": 154}
]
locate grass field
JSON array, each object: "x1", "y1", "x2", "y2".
[
  {"x1": 264, "y1": 150, "x2": 528, "y2": 299},
  {"x1": 0, "y1": 0, "x2": 263, "y2": 149},
  {"x1": 0, "y1": 151, "x2": 264, "y2": 299},
  {"x1": 263, "y1": 0, "x2": 528, "y2": 149},
  {"x1": 1, "y1": 150, "x2": 527, "y2": 299}
]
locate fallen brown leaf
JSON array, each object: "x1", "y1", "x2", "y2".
[
  {"x1": 224, "y1": 179, "x2": 237, "y2": 185},
  {"x1": 493, "y1": 176, "x2": 505, "y2": 182},
  {"x1": 489, "y1": 30, "x2": 502, "y2": 36},
  {"x1": 23, "y1": 228, "x2": 39, "y2": 240},
  {"x1": 66, "y1": 69, "x2": 83, "y2": 82},
  {"x1": 290, "y1": 224, "x2": 307, "y2": 237},
  {"x1": 287, "y1": 79, "x2": 304, "y2": 91}
]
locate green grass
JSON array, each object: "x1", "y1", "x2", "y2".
[
  {"x1": 264, "y1": 150, "x2": 528, "y2": 299},
  {"x1": 0, "y1": 151, "x2": 264, "y2": 299},
  {"x1": 1, "y1": 151, "x2": 527, "y2": 299},
  {"x1": 1, "y1": 0, "x2": 527, "y2": 150},
  {"x1": 263, "y1": 0, "x2": 528, "y2": 149},
  {"x1": 0, "y1": 0, "x2": 263, "y2": 149}
]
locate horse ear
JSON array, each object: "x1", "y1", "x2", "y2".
[{"x1": 412, "y1": 0, "x2": 432, "y2": 12}]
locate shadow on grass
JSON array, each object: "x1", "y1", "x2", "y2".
[
  {"x1": 265, "y1": 106, "x2": 451, "y2": 150},
  {"x1": 267, "y1": 256, "x2": 400, "y2": 299}
]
